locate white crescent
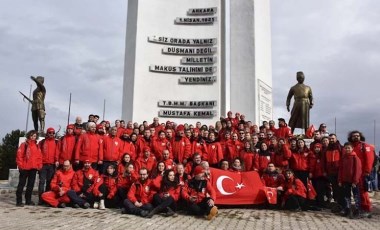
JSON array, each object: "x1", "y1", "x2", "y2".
[
  {"x1": 216, "y1": 176, "x2": 236, "y2": 195},
  {"x1": 267, "y1": 191, "x2": 273, "y2": 197}
]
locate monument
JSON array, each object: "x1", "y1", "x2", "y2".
[{"x1": 122, "y1": 0, "x2": 272, "y2": 124}]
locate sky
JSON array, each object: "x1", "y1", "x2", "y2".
[{"x1": 1, "y1": 0, "x2": 379, "y2": 149}]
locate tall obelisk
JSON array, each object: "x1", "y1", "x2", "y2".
[{"x1": 122, "y1": 0, "x2": 272, "y2": 124}]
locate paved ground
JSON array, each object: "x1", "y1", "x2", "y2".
[{"x1": 1, "y1": 189, "x2": 380, "y2": 230}]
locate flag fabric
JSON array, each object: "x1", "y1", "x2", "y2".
[
  {"x1": 210, "y1": 168, "x2": 267, "y2": 205},
  {"x1": 264, "y1": 187, "x2": 278, "y2": 204},
  {"x1": 306, "y1": 125, "x2": 315, "y2": 138}
]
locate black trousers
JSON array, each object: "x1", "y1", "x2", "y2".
[
  {"x1": 327, "y1": 174, "x2": 344, "y2": 206},
  {"x1": 312, "y1": 177, "x2": 328, "y2": 206},
  {"x1": 186, "y1": 197, "x2": 214, "y2": 216},
  {"x1": 284, "y1": 195, "x2": 306, "y2": 210},
  {"x1": 16, "y1": 169, "x2": 37, "y2": 204},
  {"x1": 97, "y1": 184, "x2": 118, "y2": 208},
  {"x1": 152, "y1": 193, "x2": 176, "y2": 212},
  {"x1": 38, "y1": 164, "x2": 55, "y2": 198},
  {"x1": 123, "y1": 199, "x2": 153, "y2": 215},
  {"x1": 67, "y1": 190, "x2": 95, "y2": 206}
]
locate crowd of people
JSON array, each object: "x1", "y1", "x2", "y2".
[{"x1": 15, "y1": 112, "x2": 379, "y2": 220}]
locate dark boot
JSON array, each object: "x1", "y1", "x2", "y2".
[{"x1": 146, "y1": 206, "x2": 162, "y2": 218}]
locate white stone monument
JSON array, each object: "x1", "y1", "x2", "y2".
[{"x1": 122, "y1": 0, "x2": 272, "y2": 124}]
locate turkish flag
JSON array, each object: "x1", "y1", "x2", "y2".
[
  {"x1": 306, "y1": 125, "x2": 315, "y2": 138},
  {"x1": 265, "y1": 187, "x2": 278, "y2": 204},
  {"x1": 210, "y1": 168, "x2": 267, "y2": 205}
]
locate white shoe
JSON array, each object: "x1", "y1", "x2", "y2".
[
  {"x1": 93, "y1": 202, "x2": 99, "y2": 209},
  {"x1": 99, "y1": 199, "x2": 105, "y2": 210}
]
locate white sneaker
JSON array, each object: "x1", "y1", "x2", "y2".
[
  {"x1": 93, "y1": 202, "x2": 99, "y2": 209},
  {"x1": 99, "y1": 199, "x2": 105, "y2": 210}
]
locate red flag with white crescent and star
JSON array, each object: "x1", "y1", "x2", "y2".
[
  {"x1": 210, "y1": 168, "x2": 267, "y2": 205},
  {"x1": 264, "y1": 187, "x2": 278, "y2": 204}
]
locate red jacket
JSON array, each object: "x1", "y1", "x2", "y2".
[
  {"x1": 39, "y1": 138, "x2": 58, "y2": 164},
  {"x1": 120, "y1": 140, "x2": 136, "y2": 160},
  {"x1": 191, "y1": 139, "x2": 208, "y2": 160},
  {"x1": 181, "y1": 179, "x2": 216, "y2": 204},
  {"x1": 152, "y1": 138, "x2": 172, "y2": 160},
  {"x1": 57, "y1": 134, "x2": 76, "y2": 164},
  {"x1": 261, "y1": 170, "x2": 285, "y2": 188},
  {"x1": 74, "y1": 132, "x2": 103, "y2": 163},
  {"x1": 102, "y1": 135, "x2": 122, "y2": 162},
  {"x1": 240, "y1": 150, "x2": 257, "y2": 171},
  {"x1": 16, "y1": 140, "x2": 42, "y2": 170},
  {"x1": 117, "y1": 171, "x2": 138, "y2": 190},
  {"x1": 255, "y1": 151, "x2": 273, "y2": 173},
  {"x1": 275, "y1": 125, "x2": 292, "y2": 139},
  {"x1": 172, "y1": 137, "x2": 191, "y2": 163},
  {"x1": 94, "y1": 174, "x2": 118, "y2": 199},
  {"x1": 309, "y1": 151, "x2": 324, "y2": 178},
  {"x1": 271, "y1": 144, "x2": 291, "y2": 168},
  {"x1": 205, "y1": 141, "x2": 223, "y2": 165},
  {"x1": 338, "y1": 151, "x2": 362, "y2": 184},
  {"x1": 159, "y1": 186, "x2": 181, "y2": 201},
  {"x1": 282, "y1": 178, "x2": 307, "y2": 199},
  {"x1": 224, "y1": 140, "x2": 243, "y2": 162},
  {"x1": 352, "y1": 141, "x2": 375, "y2": 175},
  {"x1": 71, "y1": 167, "x2": 99, "y2": 193},
  {"x1": 322, "y1": 143, "x2": 342, "y2": 175},
  {"x1": 127, "y1": 179, "x2": 155, "y2": 204},
  {"x1": 135, "y1": 156, "x2": 157, "y2": 173},
  {"x1": 163, "y1": 158, "x2": 176, "y2": 170},
  {"x1": 135, "y1": 137, "x2": 153, "y2": 157},
  {"x1": 50, "y1": 168, "x2": 75, "y2": 195},
  {"x1": 289, "y1": 149, "x2": 312, "y2": 171}
]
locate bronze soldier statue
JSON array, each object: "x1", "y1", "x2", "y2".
[
  {"x1": 20, "y1": 76, "x2": 46, "y2": 133},
  {"x1": 286, "y1": 72, "x2": 313, "y2": 134}
]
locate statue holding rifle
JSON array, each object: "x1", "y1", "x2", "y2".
[{"x1": 20, "y1": 76, "x2": 46, "y2": 133}]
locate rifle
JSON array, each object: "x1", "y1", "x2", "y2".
[{"x1": 19, "y1": 91, "x2": 33, "y2": 104}]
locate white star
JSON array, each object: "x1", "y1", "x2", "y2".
[{"x1": 235, "y1": 183, "x2": 245, "y2": 189}]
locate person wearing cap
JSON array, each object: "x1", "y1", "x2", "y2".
[
  {"x1": 38, "y1": 127, "x2": 59, "y2": 205},
  {"x1": 181, "y1": 165, "x2": 218, "y2": 220},
  {"x1": 15, "y1": 130, "x2": 42, "y2": 206},
  {"x1": 276, "y1": 118, "x2": 292, "y2": 139},
  {"x1": 74, "y1": 122, "x2": 103, "y2": 171},
  {"x1": 67, "y1": 160, "x2": 99, "y2": 209},
  {"x1": 172, "y1": 125, "x2": 191, "y2": 164},
  {"x1": 96, "y1": 123, "x2": 106, "y2": 138},
  {"x1": 100, "y1": 126, "x2": 122, "y2": 175},
  {"x1": 135, "y1": 146, "x2": 157, "y2": 173},
  {"x1": 41, "y1": 160, "x2": 75, "y2": 208},
  {"x1": 57, "y1": 124, "x2": 76, "y2": 168},
  {"x1": 122, "y1": 168, "x2": 155, "y2": 217}
]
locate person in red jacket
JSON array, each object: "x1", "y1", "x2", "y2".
[
  {"x1": 191, "y1": 128, "x2": 208, "y2": 160},
  {"x1": 118, "y1": 153, "x2": 134, "y2": 176},
  {"x1": 119, "y1": 130, "x2": 136, "y2": 160},
  {"x1": 57, "y1": 124, "x2": 76, "y2": 166},
  {"x1": 255, "y1": 142, "x2": 273, "y2": 175},
  {"x1": 338, "y1": 142, "x2": 362, "y2": 218},
  {"x1": 172, "y1": 125, "x2": 191, "y2": 164},
  {"x1": 101, "y1": 126, "x2": 122, "y2": 175},
  {"x1": 41, "y1": 160, "x2": 75, "y2": 208},
  {"x1": 74, "y1": 122, "x2": 103, "y2": 171},
  {"x1": 67, "y1": 160, "x2": 99, "y2": 208},
  {"x1": 224, "y1": 132, "x2": 244, "y2": 163},
  {"x1": 240, "y1": 141, "x2": 257, "y2": 172},
  {"x1": 309, "y1": 143, "x2": 328, "y2": 208},
  {"x1": 271, "y1": 138, "x2": 292, "y2": 171},
  {"x1": 135, "y1": 129, "x2": 153, "y2": 158},
  {"x1": 16, "y1": 130, "x2": 42, "y2": 206},
  {"x1": 181, "y1": 165, "x2": 218, "y2": 220},
  {"x1": 348, "y1": 130, "x2": 375, "y2": 217},
  {"x1": 162, "y1": 149, "x2": 176, "y2": 170},
  {"x1": 289, "y1": 139, "x2": 312, "y2": 187},
  {"x1": 152, "y1": 130, "x2": 172, "y2": 161},
  {"x1": 276, "y1": 118, "x2": 292, "y2": 139},
  {"x1": 147, "y1": 169, "x2": 181, "y2": 218},
  {"x1": 93, "y1": 164, "x2": 118, "y2": 209},
  {"x1": 117, "y1": 162, "x2": 138, "y2": 206},
  {"x1": 135, "y1": 147, "x2": 157, "y2": 173},
  {"x1": 122, "y1": 168, "x2": 155, "y2": 217},
  {"x1": 281, "y1": 169, "x2": 307, "y2": 211},
  {"x1": 38, "y1": 127, "x2": 59, "y2": 204},
  {"x1": 261, "y1": 163, "x2": 285, "y2": 208},
  {"x1": 205, "y1": 132, "x2": 223, "y2": 168}
]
